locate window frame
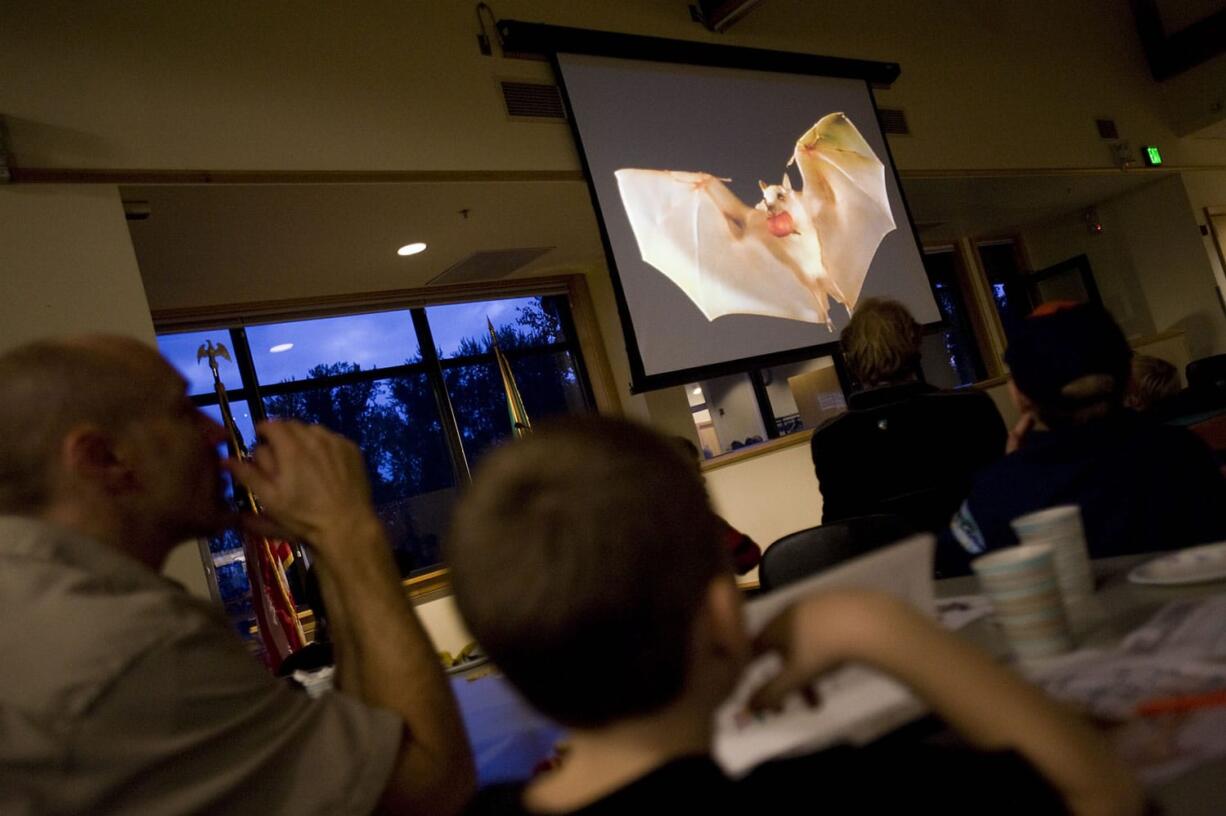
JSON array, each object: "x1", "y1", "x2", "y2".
[{"x1": 155, "y1": 274, "x2": 618, "y2": 600}]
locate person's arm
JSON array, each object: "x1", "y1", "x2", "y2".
[
  {"x1": 752, "y1": 591, "x2": 1143, "y2": 816},
  {"x1": 229, "y1": 421, "x2": 475, "y2": 816}
]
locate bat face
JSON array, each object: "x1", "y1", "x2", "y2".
[{"x1": 615, "y1": 113, "x2": 896, "y2": 329}]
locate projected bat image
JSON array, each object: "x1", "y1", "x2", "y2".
[{"x1": 614, "y1": 112, "x2": 895, "y2": 328}]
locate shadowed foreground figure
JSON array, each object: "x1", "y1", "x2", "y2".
[
  {"x1": 447, "y1": 416, "x2": 1141, "y2": 816},
  {"x1": 0, "y1": 335, "x2": 473, "y2": 815},
  {"x1": 952, "y1": 303, "x2": 1226, "y2": 561}
]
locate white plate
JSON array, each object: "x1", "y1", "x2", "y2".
[{"x1": 1128, "y1": 542, "x2": 1226, "y2": 586}]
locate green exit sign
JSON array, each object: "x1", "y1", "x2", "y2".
[{"x1": 1143, "y1": 145, "x2": 1163, "y2": 166}]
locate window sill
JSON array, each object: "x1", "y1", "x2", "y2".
[{"x1": 699, "y1": 429, "x2": 815, "y2": 472}]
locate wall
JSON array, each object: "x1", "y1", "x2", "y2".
[
  {"x1": 0, "y1": 185, "x2": 154, "y2": 348},
  {"x1": 4, "y1": 1, "x2": 1226, "y2": 175},
  {"x1": 1021, "y1": 174, "x2": 1226, "y2": 359},
  {"x1": 704, "y1": 440, "x2": 823, "y2": 554},
  {"x1": 1178, "y1": 169, "x2": 1226, "y2": 300}
]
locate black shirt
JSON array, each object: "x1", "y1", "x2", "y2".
[
  {"x1": 953, "y1": 410, "x2": 1226, "y2": 561},
  {"x1": 810, "y1": 382, "x2": 1006, "y2": 573},
  {"x1": 465, "y1": 743, "x2": 1065, "y2": 815}
]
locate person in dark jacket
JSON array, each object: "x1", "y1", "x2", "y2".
[
  {"x1": 810, "y1": 299, "x2": 1005, "y2": 572},
  {"x1": 951, "y1": 302, "x2": 1226, "y2": 563}
]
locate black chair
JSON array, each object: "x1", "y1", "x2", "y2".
[
  {"x1": 759, "y1": 514, "x2": 915, "y2": 592},
  {"x1": 1187, "y1": 354, "x2": 1226, "y2": 410}
]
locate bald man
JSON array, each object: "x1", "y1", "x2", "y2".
[{"x1": 0, "y1": 336, "x2": 473, "y2": 815}]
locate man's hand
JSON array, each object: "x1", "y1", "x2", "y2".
[
  {"x1": 224, "y1": 421, "x2": 378, "y2": 556},
  {"x1": 1006, "y1": 411, "x2": 1037, "y2": 454},
  {"x1": 749, "y1": 590, "x2": 911, "y2": 711}
]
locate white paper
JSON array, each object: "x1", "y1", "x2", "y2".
[
  {"x1": 1028, "y1": 651, "x2": 1226, "y2": 720},
  {"x1": 1119, "y1": 595, "x2": 1226, "y2": 660},
  {"x1": 713, "y1": 535, "x2": 934, "y2": 777},
  {"x1": 935, "y1": 594, "x2": 995, "y2": 631}
]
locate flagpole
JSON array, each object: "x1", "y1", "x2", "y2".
[{"x1": 487, "y1": 319, "x2": 532, "y2": 438}]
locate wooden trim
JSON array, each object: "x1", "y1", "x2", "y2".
[
  {"x1": 256, "y1": 569, "x2": 454, "y2": 641},
  {"x1": 565, "y1": 275, "x2": 623, "y2": 415},
  {"x1": 957, "y1": 237, "x2": 1008, "y2": 377},
  {"x1": 152, "y1": 274, "x2": 581, "y2": 330},
  {"x1": 405, "y1": 568, "x2": 451, "y2": 599},
  {"x1": 971, "y1": 374, "x2": 1011, "y2": 390},
  {"x1": 700, "y1": 428, "x2": 814, "y2": 472},
  {"x1": 10, "y1": 167, "x2": 586, "y2": 185}
]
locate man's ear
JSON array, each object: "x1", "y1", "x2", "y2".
[
  {"x1": 702, "y1": 576, "x2": 751, "y2": 663},
  {"x1": 61, "y1": 425, "x2": 133, "y2": 494}
]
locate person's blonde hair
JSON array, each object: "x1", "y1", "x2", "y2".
[
  {"x1": 1127, "y1": 355, "x2": 1180, "y2": 412},
  {"x1": 840, "y1": 298, "x2": 922, "y2": 386}
]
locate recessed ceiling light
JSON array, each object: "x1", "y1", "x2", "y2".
[
  {"x1": 692, "y1": 386, "x2": 702, "y2": 396},
  {"x1": 397, "y1": 242, "x2": 428, "y2": 256},
  {"x1": 269, "y1": 343, "x2": 294, "y2": 353}
]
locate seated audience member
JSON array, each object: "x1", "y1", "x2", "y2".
[
  {"x1": 0, "y1": 336, "x2": 473, "y2": 815},
  {"x1": 1125, "y1": 354, "x2": 1181, "y2": 416},
  {"x1": 675, "y1": 436, "x2": 761, "y2": 574},
  {"x1": 448, "y1": 417, "x2": 1142, "y2": 816},
  {"x1": 809, "y1": 298, "x2": 1005, "y2": 571},
  {"x1": 952, "y1": 303, "x2": 1226, "y2": 560}
]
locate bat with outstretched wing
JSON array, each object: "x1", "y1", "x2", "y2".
[{"x1": 614, "y1": 112, "x2": 895, "y2": 329}]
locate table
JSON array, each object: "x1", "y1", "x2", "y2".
[
  {"x1": 938, "y1": 553, "x2": 1226, "y2": 816},
  {"x1": 450, "y1": 669, "x2": 565, "y2": 787}
]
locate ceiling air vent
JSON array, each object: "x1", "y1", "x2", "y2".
[
  {"x1": 427, "y1": 247, "x2": 554, "y2": 286},
  {"x1": 878, "y1": 108, "x2": 910, "y2": 135},
  {"x1": 499, "y1": 80, "x2": 566, "y2": 121}
]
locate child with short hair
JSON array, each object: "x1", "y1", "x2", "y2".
[{"x1": 448, "y1": 417, "x2": 1142, "y2": 816}]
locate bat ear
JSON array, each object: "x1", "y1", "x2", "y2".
[
  {"x1": 782, "y1": 174, "x2": 793, "y2": 191},
  {"x1": 758, "y1": 180, "x2": 768, "y2": 191}
]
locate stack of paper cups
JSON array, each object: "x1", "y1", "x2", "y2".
[
  {"x1": 1010, "y1": 505, "x2": 1095, "y2": 629},
  {"x1": 972, "y1": 544, "x2": 1073, "y2": 660}
]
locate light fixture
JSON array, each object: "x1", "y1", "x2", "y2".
[
  {"x1": 692, "y1": 386, "x2": 702, "y2": 396},
  {"x1": 397, "y1": 242, "x2": 428, "y2": 256},
  {"x1": 269, "y1": 343, "x2": 294, "y2": 353}
]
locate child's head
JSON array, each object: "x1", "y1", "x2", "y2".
[
  {"x1": 1126, "y1": 355, "x2": 1180, "y2": 413},
  {"x1": 446, "y1": 417, "x2": 737, "y2": 729},
  {"x1": 1005, "y1": 302, "x2": 1132, "y2": 428}
]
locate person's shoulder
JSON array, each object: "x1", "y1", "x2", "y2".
[{"x1": 745, "y1": 743, "x2": 1062, "y2": 813}]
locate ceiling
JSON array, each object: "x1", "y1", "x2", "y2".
[
  {"x1": 125, "y1": 170, "x2": 1173, "y2": 309},
  {"x1": 124, "y1": 180, "x2": 607, "y2": 312}
]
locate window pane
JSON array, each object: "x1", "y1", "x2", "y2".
[
  {"x1": 444, "y1": 361, "x2": 509, "y2": 466},
  {"x1": 687, "y1": 373, "x2": 767, "y2": 456},
  {"x1": 509, "y1": 350, "x2": 589, "y2": 419},
  {"x1": 923, "y1": 250, "x2": 987, "y2": 387},
  {"x1": 426, "y1": 295, "x2": 568, "y2": 359},
  {"x1": 762, "y1": 357, "x2": 845, "y2": 435},
  {"x1": 977, "y1": 242, "x2": 1032, "y2": 327},
  {"x1": 201, "y1": 399, "x2": 258, "y2": 455},
  {"x1": 246, "y1": 310, "x2": 420, "y2": 384},
  {"x1": 263, "y1": 373, "x2": 456, "y2": 576},
  {"x1": 157, "y1": 330, "x2": 243, "y2": 396}
]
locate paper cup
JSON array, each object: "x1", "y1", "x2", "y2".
[
  {"x1": 972, "y1": 544, "x2": 1073, "y2": 660},
  {"x1": 1011, "y1": 506, "x2": 1095, "y2": 622}
]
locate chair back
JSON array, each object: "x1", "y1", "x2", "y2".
[
  {"x1": 760, "y1": 514, "x2": 914, "y2": 592},
  {"x1": 1187, "y1": 354, "x2": 1226, "y2": 409}
]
